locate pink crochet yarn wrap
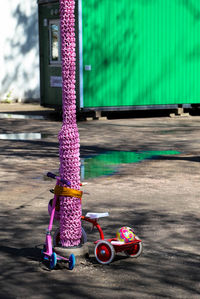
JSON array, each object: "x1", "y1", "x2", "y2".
[{"x1": 58, "y1": 0, "x2": 82, "y2": 247}]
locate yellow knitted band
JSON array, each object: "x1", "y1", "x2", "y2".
[{"x1": 54, "y1": 185, "x2": 83, "y2": 199}]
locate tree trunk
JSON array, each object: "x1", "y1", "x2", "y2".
[{"x1": 58, "y1": 0, "x2": 81, "y2": 247}]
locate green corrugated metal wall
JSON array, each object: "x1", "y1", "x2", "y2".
[{"x1": 82, "y1": 0, "x2": 200, "y2": 108}]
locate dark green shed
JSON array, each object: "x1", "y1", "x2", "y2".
[{"x1": 38, "y1": 0, "x2": 200, "y2": 111}]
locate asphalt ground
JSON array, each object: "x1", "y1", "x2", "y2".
[{"x1": 0, "y1": 103, "x2": 200, "y2": 298}]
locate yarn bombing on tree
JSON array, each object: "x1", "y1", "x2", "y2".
[{"x1": 58, "y1": 0, "x2": 82, "y2": 247}]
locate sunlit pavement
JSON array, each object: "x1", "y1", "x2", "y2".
[{"x1": 0, "y1": 103, "x2": 200, "y2": 298}]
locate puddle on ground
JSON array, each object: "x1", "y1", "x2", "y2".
[
  {"x1": 0, "y1": 113, "x2": 44, "y2": 120},
  {"x1": 81, "y1": 150, "x2": 180, "y2": 179},
  {"x1": 0, "y1": 133, "x2": 49, "y2": 140},
  {"x1": 34, "y1": 150, "x2": 180, "y2": 181}
]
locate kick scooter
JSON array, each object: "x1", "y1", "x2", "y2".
[{"x1": 42, "y1": 172, "x2": 76, "y2": 270}]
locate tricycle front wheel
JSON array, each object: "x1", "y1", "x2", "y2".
[
  {"x1": 125, "y1": 241, "x2": 143, "y2": 258},
  {"x1": 95, "y1": 240, "x2": 115, "y2": 265}
]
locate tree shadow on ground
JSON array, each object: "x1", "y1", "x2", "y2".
[
  {"x1": 157, "y1": 155, "x2": 200, "y2": 163},
  {"x1": 0, "y1": 203, "x2": 200, "y2": 298}
]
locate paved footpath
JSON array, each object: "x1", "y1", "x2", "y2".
[{"x1": 0, "y1": 103, "x2": 200, "y2": 298}]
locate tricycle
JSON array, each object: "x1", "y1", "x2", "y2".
[{"x1": 82, "y1": 213, "x2": 143, "y2": 264}]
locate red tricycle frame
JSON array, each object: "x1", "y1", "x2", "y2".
[{"x1": 81, "y1": 215, "x2": 143, "y2": 265}]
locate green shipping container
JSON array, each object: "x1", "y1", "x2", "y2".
[{"x1": 38, "y1": 0, "x2": 200, "y2": 110}]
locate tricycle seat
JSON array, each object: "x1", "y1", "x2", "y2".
[{"x1": 85, "y1": 212, "x2": 109, "y2": 219}]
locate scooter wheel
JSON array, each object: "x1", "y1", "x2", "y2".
[
  {"x1": 68, "y1": 254, "x2": 76, "y2": 270},
  {"x1": 95, "y1": 240, "x2": 115, "y2": 264},
  {"x1": 50, "y1": 252, "x2": 57, "y2": 269},
  {"x1": 125, "y1": 241, "x2": 143, "y2": 258}
]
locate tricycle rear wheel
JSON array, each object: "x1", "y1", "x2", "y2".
[{"x1": 125, "y1": 241, "x2": 143, "y2": 258}]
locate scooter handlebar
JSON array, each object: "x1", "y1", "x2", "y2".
[
  {"x1": 47, "y1": 172, "x2": 56, "y2": 179},
  {"x1": 46, "y1": 172, "x2": 71, "y2": 187}
]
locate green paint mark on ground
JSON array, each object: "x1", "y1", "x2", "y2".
[{"x1": 81, "y1": 150, "x2": 180, "y2": 179}]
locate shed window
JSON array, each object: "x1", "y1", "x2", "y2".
[{"x1": 49, "y1": 20, "x2": 61, "y2": 64}]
